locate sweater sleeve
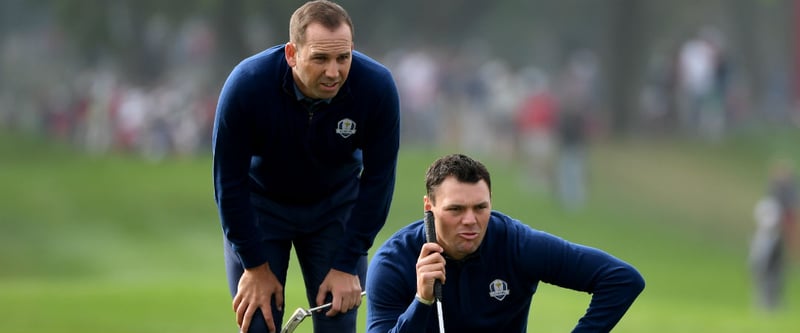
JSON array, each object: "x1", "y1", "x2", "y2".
[
  {"x1": 212, "y1": 66, "x2": 267, "y2": 269},
  {"x1": 524, "y1": 230, "x2": 645, "y2": 333},
  {"x1": 332, "y1": 70, "x2": 401, "y2": 274},
  {"x1": 366, "y1": 232, "x2": 434, "y2": 333}
]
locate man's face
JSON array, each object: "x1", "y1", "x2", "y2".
[
  {"x1": 424, "y1": 176, "x2": 491, "y2": 260},
  {"x1": 285, "y1": 22, "x2": 353, "y2": 100}
]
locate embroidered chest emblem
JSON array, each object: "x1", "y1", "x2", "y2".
[
  {"x1": 336, "y1": 118, "x2": 357, "y2": 138},
  {"x1": 489, "y1": 279, "x2": 510, "y2": 301}
]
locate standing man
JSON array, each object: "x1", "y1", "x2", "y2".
[
  {"x1": 212, "y1": 1, "x2": 400, "y2": 332},
  {"x1": 749, "y1": 158, "x2": 798, "y2": 311},
  {"x1": 366, "y1": 154, "x2": 644, "y2": 333}
]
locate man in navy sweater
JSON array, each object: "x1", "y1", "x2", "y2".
[
  {"x1": 366, "y1": 154, "x2": 644, "y2": 333},
  {"x1": 212, "y1": 1, "x2": 399, "y2": 332}
]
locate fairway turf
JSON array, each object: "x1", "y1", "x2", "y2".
[{"x1": 1, "y1": 130, "x2": 799, "y2": 332}]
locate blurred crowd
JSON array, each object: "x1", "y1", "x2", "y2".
[
  {"x1": 2, "y1": 17, "x2": 798, "y2": 165},
  {"x1": 1, "y1": 18, "x2": 219, "y2": 160}
]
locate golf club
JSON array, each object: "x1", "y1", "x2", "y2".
[
  {"x1": 280, "y1": 291, "x2": 367, "y2": 333},
  {"x1": 424, "y1": 210, "x2": 446, "y2": 333}
]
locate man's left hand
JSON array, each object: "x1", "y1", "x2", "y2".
[{"x1": 316, "y1": 269, "x2": 362, "y2": 317}]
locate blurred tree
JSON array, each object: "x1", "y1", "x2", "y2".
[
  {"x1": 33, "y1": 0, "x2": 192, "y2": 84},
  {"x1": 207, "y1": 0, "x2": 248, "y2": 72},
  {"x1": 606, "y1": 0, "x2": 646, "y2": 136},
  {"x1": 33, "y1": 0, "x2": 317, "y2": 82}
]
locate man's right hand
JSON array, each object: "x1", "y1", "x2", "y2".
[
  {"x1": 415, "y1": 242, "x2": 446, "y2": 302},
  {"x1": 233, "y1": 263, "x2": 284, "y2": 333}
]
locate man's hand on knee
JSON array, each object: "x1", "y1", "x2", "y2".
[
  {"x1": 234, "y1": 263, "x2": 284, "y2": 333},
  {"x1": 316, "y1": 269, "x2": 362, "y2": 317}
]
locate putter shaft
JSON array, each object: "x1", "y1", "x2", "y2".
[
  {"x1": 435, "y1": 299, "x2": 445, "y2": 333},
  {"x1": 280, "y1": 291, "x2": 367, "y2": 333},
  {"x1": 309, "y1": 291, "x2": 368, "y2": 313}
]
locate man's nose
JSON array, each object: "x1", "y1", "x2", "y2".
[
  {"x1": 462, "y1": 210, "x2": 478, "y2": 224},
  {"x1": 324, "y1": 61, "x2": 339, "y2": 78}
]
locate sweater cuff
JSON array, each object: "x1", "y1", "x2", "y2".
[
  {"x1": 332, "y1": 254, "x2": 359, "y2": 275},
  {"x1": 236, "y1": 243, "x2": 268, "y2": 269},
  {"x1": 415, "y1": 293, "x2": 434, "y2": 306}
]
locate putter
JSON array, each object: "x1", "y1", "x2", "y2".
[
  {"x1": 424, "y1": 210, "x2": 446, "y2": 333},
  {"x1": 280, "y1": 291, "x2": 367, "y2": 333}
]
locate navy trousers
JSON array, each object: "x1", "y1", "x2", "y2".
[{"x1": 224, "y1": 196, "x2": 367, "y2": 333}]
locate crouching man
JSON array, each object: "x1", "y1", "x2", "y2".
[{"x1": 366, "y1": 153, "x2": 644, "y2": 333}]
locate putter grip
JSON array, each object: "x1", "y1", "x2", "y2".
[
  {"x1": 424, "y1": 210, "x2": 437, "y2": 243},
  {"x1": 423, "y1": 210, "x2": 443, "y2": 301}
]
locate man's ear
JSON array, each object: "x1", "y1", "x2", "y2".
[
  {"x1": 285, "y1": 42, "x2": 297, "y2": 67},
  {"x1": 423, "y1": 195, "x2": 433, "y2": 212}
]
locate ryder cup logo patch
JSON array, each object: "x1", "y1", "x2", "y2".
[
  {"x1": 336, "y1": 118, "x2": 357, "y2": 138},
  {"x1": 489, "y1": 279, "x2": 510, "y2": 301}
]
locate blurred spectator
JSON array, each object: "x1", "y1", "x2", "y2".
[
  {"x1": 749, "y1": 196, "x2": 783, "y2": 312},
  {"x1": 638, "y1": 48, "x2": 679, "y2": 133},
  {"x1": 677, "y1": 25, "x2": 729, "y2": 141},
  {"x1": 393, "y1": 49, "x2": 440, "y2": 145},
  {"x1": 555, "y1": 107, "x2": 588, "y2": 210},
  {"x1": 514, "y1": 67, "x2": 557, "y2": 194},
  {"x1": 749, "y1": 158, "x2": 797, "y2": 311},
  {"x1": 553, "y1": 50, "x2": 597, "y2": 210},
  {"x1": 768, "y1": 159, "x2": 798, "y2": 255},
  {"x1": 480, "y1": 59, "x2": 523, "y2": 159}
]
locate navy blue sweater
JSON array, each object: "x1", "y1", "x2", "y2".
[
  {"x1": 366, "y1": 211, "x2": 645, "y2": 333},
  {"x1": 212, "y1": 45, "x2": 400, "y2": 274}
]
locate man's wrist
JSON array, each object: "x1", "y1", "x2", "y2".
[{"x1": 415, "y1": 293, "x2": 434, "y2": 306}]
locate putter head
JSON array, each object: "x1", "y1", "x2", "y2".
[
  {"x1": 280, "y1": 307, "x2": 311, "y2": 333},
  {"x1": 279, "y1": 291, "x2": 365, "y2": 333}
]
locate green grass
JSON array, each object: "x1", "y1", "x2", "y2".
[{"x1": 1, "y1": 129, "x2": 799, "y2": 332}]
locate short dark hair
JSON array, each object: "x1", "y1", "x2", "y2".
[
  {"x1": 425, "y1": 154, "x2": 492, "y2": 204},
  {"x1": 289, "y1": 0, "x2": 354, "y2": 45}
]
